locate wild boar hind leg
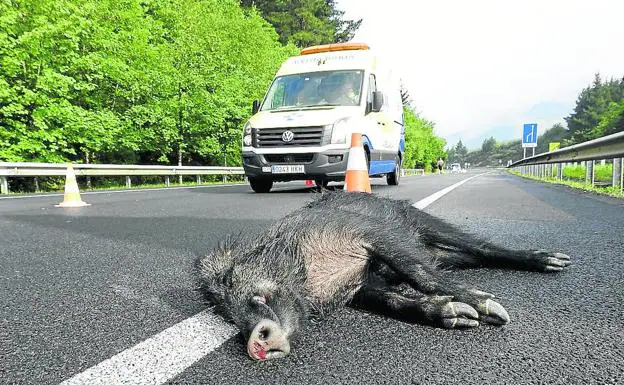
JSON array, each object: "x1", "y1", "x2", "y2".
[
  {"x1": 350, "y1": 279, "x2": 480, "y2": 329},
  {"x1": 366, "y1": 234, "x2": 510, "y2": 326}
]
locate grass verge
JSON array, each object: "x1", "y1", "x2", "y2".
[{"x1": 508, "y1": 170, "x2": 624, "y2": 199}]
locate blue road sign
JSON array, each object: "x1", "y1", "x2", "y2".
[{"x1": 522, "y1": 123, "x2": 537, "y2": 148}]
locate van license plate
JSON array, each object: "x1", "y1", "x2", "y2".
[{"x1": 271, "y1": 165, "x2": 305, "y2": 174}]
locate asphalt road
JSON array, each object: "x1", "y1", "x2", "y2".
[{"x1": 1, "y1": 170, "x2": 623, "y2": 384}]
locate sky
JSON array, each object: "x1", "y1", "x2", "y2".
[{"x1": 337, "y1": 0, "x2": 624, "y2": 150}]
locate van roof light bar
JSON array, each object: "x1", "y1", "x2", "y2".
[{"x1": 300, "y1": 42, "x2": 370, "y2": 55}]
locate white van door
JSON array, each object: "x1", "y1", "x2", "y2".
[{"x1": 364, "y1": 73, "x2": 400, "y2": 163}]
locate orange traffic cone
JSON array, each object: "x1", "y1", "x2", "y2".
[
  {"x1": 343, "y1": 133, "x2": 371, "y2": 193},
  {"x1": 55, "y1": 164, "x2": 90, "y2": 207}
]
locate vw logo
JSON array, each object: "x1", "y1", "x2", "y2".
[{"x1": 282, "y1": 130, "x2": 295, "y2": 142}]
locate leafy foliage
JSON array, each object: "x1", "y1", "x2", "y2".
[
  {"x1": 402, "y1": 106, "x2": 446, "y2": 171},
  {"x1": 564, "y1": 74, "x2": 624, "y2": 144},
  {"x1": 1, "y1": 0, "x2": 442, "y2": 173},
  {"x1": 0, "y1": 0, "x2": 296, "y2": 165},
  {"x1": 400, "y1": 81, "x2": 412, "y2": 107},
  {"x1": 239, "y1": 0, "x2": 361, "y2": 47}
]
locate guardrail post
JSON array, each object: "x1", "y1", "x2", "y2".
[
  {"x1": 165, "y1": 176, "x2": 170, "y2": 187},
  {"x1": 1, "y1": 176, "x2": 8, "y2": 194},
  {"x1": 196, "y1": 175, "x2": 202, "y2": 185},
  {"x1": 125, "y1": 176, "x2": 131, "y2": 189},
  {"x1": 613, "y1": 158, "x2": 622, "y2": 190},
  {"x1": 585, "y1": 160, "x2": 594, "y2": 186}
]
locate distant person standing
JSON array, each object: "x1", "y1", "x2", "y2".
[{"x1": 437, "y1": 158, "x2": 444, "y2": 174}]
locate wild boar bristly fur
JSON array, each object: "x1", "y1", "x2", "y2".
[{"x1": 194, "y1": 190, "x2": 572, "y2": 361}]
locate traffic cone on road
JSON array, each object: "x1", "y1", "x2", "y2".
[
  {"x1": 343, "y1": 133, "x2": 371, "y2": 193},
  {"x1": 55, "y1": 164, "x2": 90, "y2": 208}
]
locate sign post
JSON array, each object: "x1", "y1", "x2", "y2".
[{"x1": 522, "y1": 123, "x2": 538, "y2": 158}]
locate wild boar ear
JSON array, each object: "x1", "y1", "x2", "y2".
[{"x1": 251, "y1": 295, "x2": 267, "y2": 305}]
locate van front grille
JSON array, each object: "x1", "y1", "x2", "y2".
[{"x1": 255, "y1": 126, "x2": 325, "y2": 147}]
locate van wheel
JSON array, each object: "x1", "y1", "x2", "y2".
[
  {"x1": 249, "y1": 178, "x2": 273, "y2": 193},
  {"x1": 387, "y1": 156, "x2": 401, "y2": 186}
]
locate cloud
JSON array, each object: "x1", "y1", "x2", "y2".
[{"x1": 336, "y1": 0, "x2": 624, "y2": 147}]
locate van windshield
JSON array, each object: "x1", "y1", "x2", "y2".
[{"x1": 261, "y1": 70, "x2": 364, "y2": 111}]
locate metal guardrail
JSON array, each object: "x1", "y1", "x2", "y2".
[
  {"x1": 0, "y1": 162, "x2": 431, "y2": 195},
  {"x1": 0, "y1": 162, "x2": 244, "y2": 194},
  {"x1": 507, "y1": 131, "x2": 624, "y2": 190}
]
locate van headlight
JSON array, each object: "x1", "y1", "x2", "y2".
[
  {"x1": 330, "y1": 117, "x2": 351, "y2": 144},
  {"x1": 243, "y1": 122, "x2": 252, "y2": 146}
]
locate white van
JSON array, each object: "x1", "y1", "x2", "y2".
[{"x1": 241, "y1": 43, "x2": 405, "y2": 193}]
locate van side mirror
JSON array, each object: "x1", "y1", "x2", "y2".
[
  {"x1": 252, "y1": 100, "x2": 260, "y2": 114},
  {"x1": 372, "y1": 92, "x2": 384, "y2": 112}
]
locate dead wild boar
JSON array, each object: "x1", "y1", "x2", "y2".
[{"x1": 194, "y1": 190, "x2": 571, "y2": 361}]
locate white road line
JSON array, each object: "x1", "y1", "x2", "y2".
[
  {"x1": 413, "y1": 172, "x2": 491, "y2": 209},
  {"x1": 57, "y1": 172, "x2": 490, "y2": 385},
  {"x1": 59, "y1": 311, "x2": 237, "y2": 385}
]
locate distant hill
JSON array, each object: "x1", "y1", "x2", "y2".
[
  {"x1": 446, "y1": 74, "x2": 624, "y2": 166},
  {"x1": 446, "y1": 101, "x2": 573, "y2": 151}
]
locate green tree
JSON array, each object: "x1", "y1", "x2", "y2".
[
  {"x1": 564, "y1": 73, "x2": 624, "y2": 144},
  {"x1": 400, "y1": 81, "x2": 412, "y2": 107},
  {"x1": 240, "y1": 0, "x2": 361, "y2": 47},
  {"x1": 0, "y1": 0, "x2": 295, "y2": 167},
  {"x1": 402, "y1": 106, "x2": 446, "y2": 171},
  {"x1": 534, "y1": 122, "x2": 567, "y2": 154},
  {"x1": 455, "y1": 140, "x2": 468, "y2": 161},
  {"x1": 593, "y1": 99, "x2": 624, "y2": 137},
  {"x1": 481, "y1": 136, "x2": 497, "y2": 154}
]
